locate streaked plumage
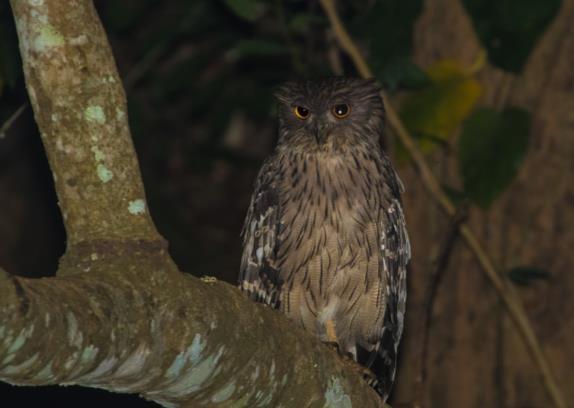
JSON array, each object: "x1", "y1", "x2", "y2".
[{"x1": 239, "y1": 77, "x2": 410, "y2": 400}]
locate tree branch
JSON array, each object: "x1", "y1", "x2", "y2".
[
  {"x1": 0, "y1": 244, "x2": 384, "y2": 407},
  {"x1": 415, "y1": 204, "x2": 467, "y2": 407},
  {"x1": 0, "y1": 0, "x2": 388, "y2": 406},
  {"x1": 0, "y1": 103, "x2": 27, "y2": 139},
  {"x1": 317, "y1": 0, "x2": 566, "y2": 407},
  {"x1": 10, "y1": 0, "x2": 158, "y2": 246}
]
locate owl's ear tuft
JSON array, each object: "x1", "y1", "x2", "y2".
[
  {"x1": 273, "y1": 81, "x2": 297, "y2": 104},
  {"x1": 363, "y1": 77, "x2": 383, "y2": 94}
]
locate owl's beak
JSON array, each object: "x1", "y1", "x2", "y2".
[{"x1": 315, "y1": 121, "x2": 329, "y2": 144}]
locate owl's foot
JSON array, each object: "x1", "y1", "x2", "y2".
[
  {"x1": 361, "y1": 366, "x2": 377, "y2": 382},
  {"x1": 325, "y1": 320, "x2": 352, "y2": 358},
  {"x1": 324, "y1": 341, "x2": 356, "y2": 362}
]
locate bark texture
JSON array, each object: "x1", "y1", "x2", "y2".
[
  {"x1": 10, "y1": 0, "x2": 157, "y2": 246},
  {"x1": 0, "y1": 244, "x2": 383, "y2": 407},
  {"x1": 394, "y1": 0, "x2": 574, "y2": 406}
]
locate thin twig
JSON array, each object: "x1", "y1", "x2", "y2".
[
  {"x1": 123, "y1": 44, "x2": 166, "y2": 92},
  {"x1": 415, "y1": 204, "x2": 468, "y2": 408},
  {"x1": 0, "y1": 103, "x2": 27, "y2": 139},
  {"x1": 318, "y1": 0, "x2": 566, "y2": 407}
]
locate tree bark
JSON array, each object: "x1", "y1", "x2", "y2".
[
  {"x1": 0, "y1": 1, "x2": 387, "y2": 406},
  {"x1": 395, "y1": 0, "x2": 574, "y2": 406}
]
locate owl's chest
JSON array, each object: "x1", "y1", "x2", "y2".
[
  {"x1": 278, "y1": 154, "x2": 383, "y2": 239},
  {"x1": 274, "y1": 153, "x2": 385, "y2": 312}
]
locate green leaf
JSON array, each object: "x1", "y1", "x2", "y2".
[
  {"x1": 159, "y1": 53, "x2": 216, "y2": 100},
  {"x1": 352, "y1": 0, "x2": 423, "y2": 64},
  {"x1": 289, "y1": 13, "x2": 325, "y2": 34},
  {"x1": 463, "y1": 0, "x2": 561, "y2": 72},
  {"x1": 231, "y1": 39, "x2": 288, "y2": 57},
  {"x1": 102, "y1": 0, "x2": 157, "y2": 33},
  {"x1": 379, "y1": 58, "x2": 430, "y2": 92},
  {"x1": 507, "y1": 266, "x2": 550, "y2": 286},
  {"x1": 442, "y1": 185, "x2": 469, "y2": 207},
  {"x1": 400, "y1": 59, "x2": 482, "y2": 149},
  {"x1": 459, "y1": 107, "x2": 531, "y2": 208},
  {"x1": 222, "y1": 0, "x2": 265, "y2": 22}
]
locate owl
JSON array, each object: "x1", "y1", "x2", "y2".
[{"x1": 239, "y1": 77, "x2": 410, "y2": 400}]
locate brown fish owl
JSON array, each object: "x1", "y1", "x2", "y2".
[{"x1": 239, "y1": 77, "x2": 410, "y2": 400}]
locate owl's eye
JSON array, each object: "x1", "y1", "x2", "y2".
[
  {"x1": 332, "y1": 104, "x2": 351, "y2": 119},
  {"x1": 293, "y1": 106, "x2": 310, "y2": 120}
]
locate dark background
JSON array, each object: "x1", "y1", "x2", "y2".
[{"x1": 1, "y1": 0, "x2": 572, "y2": 406}]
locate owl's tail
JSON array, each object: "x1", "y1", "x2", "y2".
[{"x1": 358, "y1": 329, "x2": 399, "y2": 401}]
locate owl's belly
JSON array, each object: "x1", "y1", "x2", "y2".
[
  {"x1": 278, "y1": 210, "x2": 385, "y2": 351},
  {"x1": 275, "y1": 152, "x2": 388, "y2": 349}
]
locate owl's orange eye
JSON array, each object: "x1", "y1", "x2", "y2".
[
  {"x1": 332, "y1": 104, "x2": 351, "y2": 119},
  {"x1": 293, "y1": 106, "x2": 310, "y2": 120}
]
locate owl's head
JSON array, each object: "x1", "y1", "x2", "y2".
[{"x1": 274, "y1": 77, "x2": 384, "y2": 151}]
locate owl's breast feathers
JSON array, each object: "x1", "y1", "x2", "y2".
[{"x1": 239, "y1": 145, "x2": 410, "y2": 400}]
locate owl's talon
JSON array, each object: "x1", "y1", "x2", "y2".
[
  {"x1": 361, "y1": 366, "x2": 377, "y2": 381},
  {"x1": 200, "y1": 276, "x2": 217, "y2": 284},
  {"x1": 323, "y1": 341, "x2": 356, "y2": 362},
  {"x1": 324, "y1": 341, "x2": 340, "y2": 352}
]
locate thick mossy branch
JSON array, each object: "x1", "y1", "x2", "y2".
[
  {"x1": 0, "y1": 244, "x2": 384, "y2": 407},
  {"x1": 10, "y1": 0, "x2": 158, "y2": 245}
]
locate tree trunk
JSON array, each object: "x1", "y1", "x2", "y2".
[{"x1": 395, "y1": 0, "x2": 574, "y2": 406}]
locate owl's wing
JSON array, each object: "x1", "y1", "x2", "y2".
[
  {"x1": 368, "y1": 172, "x2": 411, "y2": 400},
  {"x1": 239, "y1": 159, "x2": 283, "y2": 309}
]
